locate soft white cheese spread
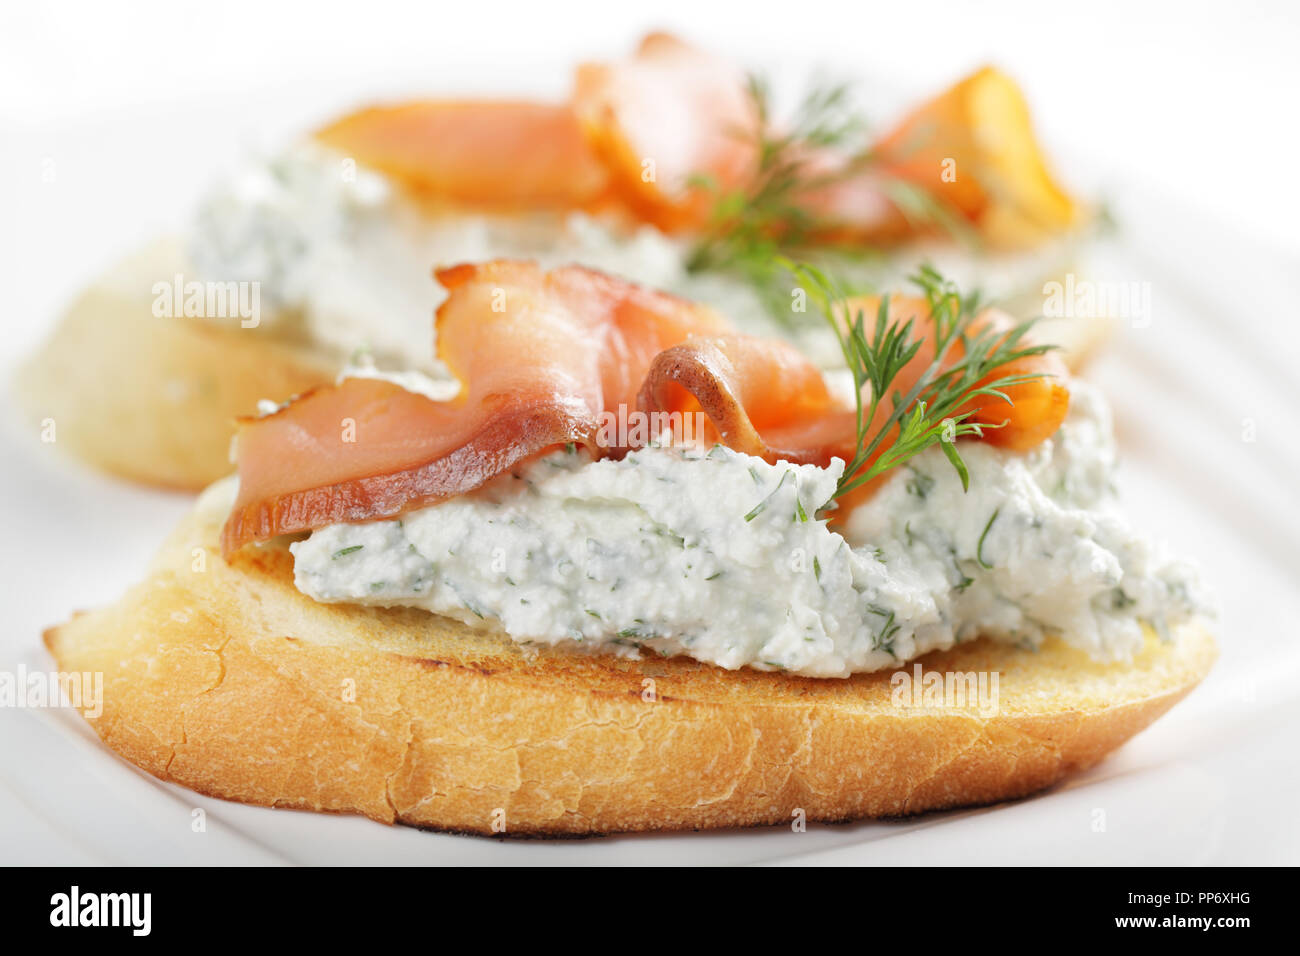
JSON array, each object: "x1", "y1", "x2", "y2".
[
  {"x1": 289, "y1": 380, "x2": 1209, "y2": 677},
  {"x1": 188, "y1": 141, "x2": 1095, "y2": 379},
  {"x1": 188, "y1": 144, "x2": 779, "y2": 368},
  {"x1": 333, "y1": 355, "x2": 462, "y2": 402}
]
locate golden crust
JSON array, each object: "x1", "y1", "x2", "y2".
[
  {"x1": 13, "y1": 241, "x2": 336, "y2": 490},
  {"x1": 44, "y1": 499, "x2": 1216, "y2": 837}
]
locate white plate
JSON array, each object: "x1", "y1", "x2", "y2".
[{"x1": 2, "y1": 112, "x2": 1298, "y2": 866}]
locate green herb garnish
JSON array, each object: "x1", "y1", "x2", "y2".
[
  {"x1": 866, "y1": 604, "x2": 901, "y2": 648},
  {"x1": 744, "y1": 470, "x2": 794, "y2": 521},
  {"x1": 977, "y1": 508, "x2": 1000, "y2": 569},
  {"x1": 789, "y1": 260, "x2": 1055, "y2": 500},
  {"x1": 331, "y1": 545, "x2": 363, "y2": 560},
  {"x1": 685, "y1": 76, "x2": 967, "y2": 328},
  {"x1": 905, "y1": 469, "x2": 935, "y2": 499},
  {"x1": 685, "y1": 77, "x2": 872, "y2": 327}
]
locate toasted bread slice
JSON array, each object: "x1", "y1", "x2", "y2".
[
  {"x1": 16, "y1": 241, "x2": 1114, "y2": 492},
  {"x1": 43, "y1": 491, "x2": 1215, "y2": 837},
  {"x1": 13, "y1": 240, "x2": 336, "y2": 490}
]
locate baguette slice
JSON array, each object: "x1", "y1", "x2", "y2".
[
  {"x1": 13, "y1": 240, "x2": 337, "y2": 490},
  {"x1": 44, "y1": 490, "x2": 1216, "y2": 837},
  {"x1": 16, "y1": 240, "x2": 1114, "y2": 492}
]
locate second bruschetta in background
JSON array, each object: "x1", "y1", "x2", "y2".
[{"x1": 16, "y1": 33, "x2": 1101, "y2": 489}]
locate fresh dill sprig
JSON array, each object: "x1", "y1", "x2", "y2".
[
  {"x1": 686, "y1": 75, "x2": 864, "y2": 263},
  {"x1": 785, "y1": 260, "x2": 1056, "y2": 499},
  {"x1": 684, "y1": 75, "x2": 877, "y2": 324},
  {"x1": 685, "y1": 75, "x2": 969, "y2": 328}
]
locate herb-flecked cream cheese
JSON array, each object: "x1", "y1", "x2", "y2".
[{"x1": 289, "y1": 380, "x2": 1208, "y2": 677}]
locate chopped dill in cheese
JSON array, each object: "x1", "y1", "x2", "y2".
[{"x1": 291, "y1": 381, "x2": 1209, "y2": 678}]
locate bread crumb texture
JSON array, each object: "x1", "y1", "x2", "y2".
[{"x1": 45, "y1": 502, "x2": 1215, "y2": 836}]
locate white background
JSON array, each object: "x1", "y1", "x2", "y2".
[
  {"x1": 5, "y1": 0, "x2": 1299, "y2": 245},
  {"x1": 3, "y1": 0, "x2": 1297, "y2": 359},
  {"x1": 2, "y1": 1, "x2": 1299, "y2": 865}
]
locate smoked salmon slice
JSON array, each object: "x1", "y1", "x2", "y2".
[
  {"x1": 816, "y1": 67, "x2": 1079, "y2": 246},
  {"x1": 572, "y1": 32, "x2": 757, "y2": 232},
  {"x1": 223, "y1": 264, "x2": 1068, "y2": 556},
  {"x1": 574, "y1": 37, "x2": 1077, "y2": 245},
  {"x1": 309, "y1": 36, "x2": 1075, "y2": 247},
  {"x1": 221, "y1": 261, "x2": 729, "y2": 555},
  {"x1": 314, "y1": 101, "x2": 612, "y2": 209}
]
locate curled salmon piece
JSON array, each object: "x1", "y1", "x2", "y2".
[
  {"x1": 314, "y1": 101, "x2": 612, "y2": 210},
  {"x1": 573, "y1": 32, "x2": 757, "y2": 232},
  {"x1": 221, "y1": 261, "x2": 728, "y2": 555},
  {"x1": 639, "y1": 335, "x2": 846, "y2": 461}
]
